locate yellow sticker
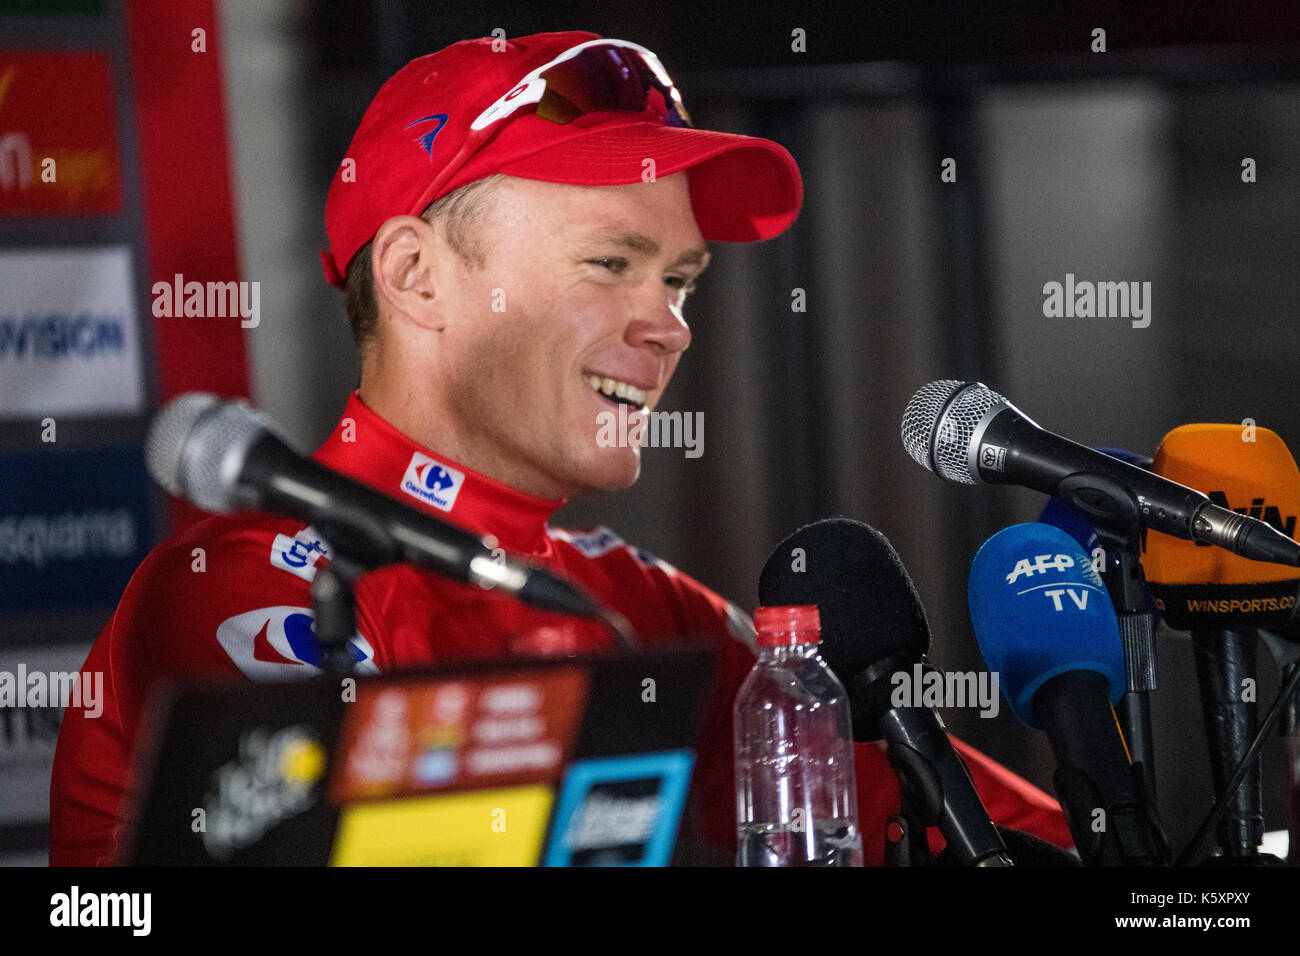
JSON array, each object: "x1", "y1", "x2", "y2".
[
  {"x1": 330, "y1": 786, "x2": 553, "y2": 866},
  {"x1": 280, "y1": 738, "x2": 327, "y2": 786}
]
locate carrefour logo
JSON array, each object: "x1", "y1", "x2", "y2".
[
  {"x1": 216, "y1": 606, "x2": 379, "y2": 680},
  {"x1": 400, "y1": 452, "x2": 464, "y2": 513}
]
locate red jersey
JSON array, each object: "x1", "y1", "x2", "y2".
[{"x1": 49, "y1": 391, "x2": 1071, "y2": 865}]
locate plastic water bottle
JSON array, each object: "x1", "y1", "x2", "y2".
[{"x1": 734, "y1": 604, "x2": 863, "y2": 866}]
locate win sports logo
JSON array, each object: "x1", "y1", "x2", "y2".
[
  {"x1": 400, "y1": 452, "x2": 464, "y2": 512},
  {"x1": 1199, "y1": 492, "x2": 1297, "y2": 543}
]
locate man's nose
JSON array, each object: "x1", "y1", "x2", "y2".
[{"x1": 625, "y1": 288, "x2": 692, "y2": 355}]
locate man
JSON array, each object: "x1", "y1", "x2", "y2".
[{"x1": 50, "y1": 30, "x2": 1070, "y2": 865}]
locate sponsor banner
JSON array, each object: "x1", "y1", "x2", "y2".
[
  {"x1": 0, "y1": 445, "x2": 153, "y2": 614},
  {"x1": 0, "y1": 246, "x2": 145, "y2": 418},
  {"x1": 543, "y1": 750, "x2": 695, "y2": 866},
  {"x1": 330, "y1": 668, "x2": 588, "y2": 804},
  {"x1": 0, "y1": 642, "x2": 93, "y2": 827},
  {"x1": 0, "y1": 51, "x2": 122, "y2": 214}
]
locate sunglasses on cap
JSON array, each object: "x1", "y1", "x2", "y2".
[{"x1": 471, "y1": 38, "x2": 692, "y2": 131}]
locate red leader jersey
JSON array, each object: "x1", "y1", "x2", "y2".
[{"x1": 50, "y1": 391, "x2": 1071, "y2": 865}]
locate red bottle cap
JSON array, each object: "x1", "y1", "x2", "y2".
[{"x1": 753, "y1": 604, "x2": 821, "y2": 645}]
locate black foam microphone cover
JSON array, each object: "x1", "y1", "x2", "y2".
[{"x1": 759, "y1": 517, "x2": 932, "y2": 741}]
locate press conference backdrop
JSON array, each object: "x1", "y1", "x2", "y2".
[
  {"x1": 2, "y1": 1, "x2": 1298, "y2": 865},
  {"x1": 0, "y1": 0, "x2": 250, "y2": 865}
]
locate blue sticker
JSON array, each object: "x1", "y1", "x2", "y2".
[{"x1": 543, "y1": 750, "x2": 694, "y2": 867}]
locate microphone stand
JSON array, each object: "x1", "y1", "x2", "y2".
[
  {"x1": 1053, "y1": 483, "x2": 1170, "y2": 861},
  {"x1": 1093, "y1": 524, "x2": 1160, "y2": 807},
  {"x1": 1184, "y1": 585, "x2": 1300, "y2": 864},
  {"x1": 1178, "y1": 654, "x2": 1300, "y2": 865},
  {"x1": 884, "y1": 809, "x2": 932, "y2": 867},
  {"x1": 311, "y1": 553, "x2": 367, "y2": 676},
  {"x1": 305, "y1": 513, "x2": 394, "y2": 676},
  {"x1": 1192, "y1": 627, "x2": 1267, "y2": 862}
]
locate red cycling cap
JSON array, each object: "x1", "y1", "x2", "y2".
[{"x1": 321, "y1": 30, "x2": 803, "y2": 287}]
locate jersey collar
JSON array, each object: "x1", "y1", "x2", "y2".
[{"x1": 312, "y1": 391, "x2": 564, "y2": 556}]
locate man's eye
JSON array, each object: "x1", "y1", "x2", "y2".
[
  {"x1": 587, "y1": 257, "x2": 628, "y2": 273},
  {"x1": 666, "y1": 275, "x2": 698, "y2": 294}
]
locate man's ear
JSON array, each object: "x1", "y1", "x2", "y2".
[{"x1": 372, "y1": 214, "x2": 443, "y2": 330}]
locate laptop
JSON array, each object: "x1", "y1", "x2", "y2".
[{"x1": 121, "y1": 644, "x2": 716, "y2": 866}]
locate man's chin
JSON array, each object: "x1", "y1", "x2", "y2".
[{"x1": 573, "y1": 449, "x2": 642, "y2": 495}]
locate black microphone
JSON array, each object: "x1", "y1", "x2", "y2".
[
  {"x1": 901, "y1": 380, "x2": 1300, "y2": 568},
  {"x1": 145, "y1": 393, "x2": 619, "y2": 627},
  {"x1": 759, "y1": 517, "x2": 1013, "y2": 866}
]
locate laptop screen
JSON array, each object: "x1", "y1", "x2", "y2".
[{"x1": 122, "y1": 644, "x2": 716, "y2": 866}]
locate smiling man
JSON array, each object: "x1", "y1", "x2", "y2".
[
  {"x1": 360, "y1": 173, "x2": 703, "y2": 499},
  {"x1": 50, "y1": 31, "x2": 1070, "y2": 865}
]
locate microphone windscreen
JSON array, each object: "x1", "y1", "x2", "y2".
[
  {"x1": 900, "y1": 380, "x2": 1010, "y2": 484},
  {"x1": 145, "y1": 393, "x2": 268, "y2": 513},
  {"x1": 1143, "y1": 424, "x2": 1300, "y2": 630},
  {"x1": 969, "y1": 523, "x2": 1125, "y2": 728},
  {"x1": 758, "y1": 517, "x2": 930, "y2": 678},
  {"x1": 144, "y1": 392, "x2": 220, "y2": 498}
]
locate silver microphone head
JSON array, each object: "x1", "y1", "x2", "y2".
[
  {"x1": 901, "y1": 380, "x2": 1011, "y2": 484},
  {"x1": 145, "y1": 393, "x2": 268, "y2": 513}
]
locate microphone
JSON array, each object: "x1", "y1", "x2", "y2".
[
  {"x1": 969, "y1": 521, "x2": 1162, "y2": 866},
  {"x1": 901, "y1": 380, "x2": 1300, "y2": 568},
  {"x1": 1144, "y1": 423, "x2": 1300, "y2": 633},
  {"x1": 759, "y1": 517, "x2": 1012, "y2": 866},
  {"x1": 1039, "y1": 447, "x2": 1153, "y2": 554},
  {"x1": 1143, "y1": 423, "x2": 1300, "y2": 861},
  {"x1": 145, "y1": 393, "x2": 618, "y2": 626},
  {"x1": 1038, "y1": 451, "x2": 1163, "y2": 803}
]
